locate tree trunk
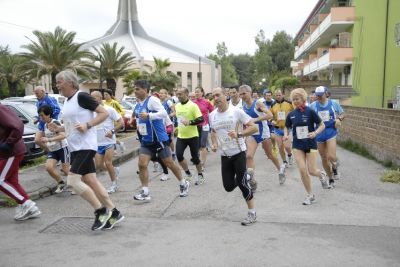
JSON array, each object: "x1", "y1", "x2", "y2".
[
  {"x1": 106, "y1": 78, "x2": 116, "y2": 95},
  {"x1": 51, "y1": 72, "x2": 59, "y2": 94},
  {"x1": 8, "y1": 81, "x2": 18, "y2": 97}
]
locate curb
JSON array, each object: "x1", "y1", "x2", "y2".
[{"x1": 3, "y1": 147, "x2": 140, "y2": 204}]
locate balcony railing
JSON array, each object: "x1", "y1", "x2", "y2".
[
  {"x1": 302, "y1": 48, "x2": 353, "y2": 76},
  {"x1": 294, "y1": 6, "x2": 355, "y2": 60}
]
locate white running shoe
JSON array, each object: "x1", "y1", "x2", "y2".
[
  {"x1": 278, "y1": 164, "x2": 286, "y2": 185},
  {"x1": 14, "y1": 201, "x2": 37, "y2": 221},
  {"x1": 320, "y1": 171, "x2": 332, "y2": 189},
  {"x1": 241, "y1": 211, "x2": 257, "y2": 226},
  {"x1": 195, "y1": 174, "x2": 205, "y2": 185},
  {"x1": 302, "y1": 194, "x2": 316, "y2": 205},
  {"x1": 107, "y1": 182, "x2": 119, "y2": 194},
  {"x1": 160, "y1": 174, "x2": 170, "y2": 181},
  {"x1": 179, "y1": 180, "x2": 190, "y2": 197},
  {"x1": 54, "y1": 182, "x2": 66, "y2": 194},
  {"x1": 133, "y1": 190, "x2": 151, "y2": 201},
  {"x1": 288, "y1": 155, "x2": 294, "y2": 165}
]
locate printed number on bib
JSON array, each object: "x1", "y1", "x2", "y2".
[
  {"x1": 138, "y1": 123, "x2": 148, "y2": 135},
  {"x1": 202, "y1": 124, "x2": 210, "y2": 131},
  {"x1": 296, "y1": 126, "x2": 309, "y2": 139},
  {"x1": 318, "y1": 111, "x2": 330, "y2": 122},
  {"x1": 277, "y1": 111, "x2": 285, "y2": 120}
]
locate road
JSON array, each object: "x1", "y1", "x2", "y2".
[{"x1": 1, "y1": 146, "x2": 400, "y2": 266}]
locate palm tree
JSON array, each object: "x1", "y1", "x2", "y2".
[
  {"x1": 93, "y1": 42, "x2": 135, "y2": 94},
  {"x1": 20, "y1": 26, "x2": 93, "y2": 94},
  {"x1": 0, "y1": 53, "x2": 30, "y2": 97},
  {"x1": 143, "y1": 57, "x2": 179, "y2": 92}
]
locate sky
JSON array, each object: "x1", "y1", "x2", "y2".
[{"x1": 0, "y1": 0, "x2": 318, "y2": 56}]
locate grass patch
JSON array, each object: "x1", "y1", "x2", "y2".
[
  {"x1": 0, "y1": 196, "x2": 17, "y2": 207},
  {"x1": 338, "y1": 139, "x2": 376, "y2": 160},
  {"x1": 380, "y1": 169, "x2": 400, "y2": 184},
  {"x1": 20, "y1": 155, "x2": 47, "y2": 170}
]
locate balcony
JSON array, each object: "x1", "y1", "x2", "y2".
[
  {"x1": 303, "y1": 47, "x2": 353, "y2": 76},
  {"x1": 294, "y1": 6, "x2": 355, "y2": 60}
]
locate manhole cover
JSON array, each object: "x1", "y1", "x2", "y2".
[{"x1": 40, "y1": 217, "x2": 93, "y2": 234}]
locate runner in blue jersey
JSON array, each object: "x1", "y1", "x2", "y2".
[
  {"x1": 309, "y1": 86, "x2": 345, "y2": 187},
  {"x1": 239, "y1": 85, "x2": 286, "y2": 190},
  {"x1": 133, "y1": 80, "x2": 189, "y2": 202},
  {"x1": 284, "y1": 88, "x2": 332, "y2": 205}
]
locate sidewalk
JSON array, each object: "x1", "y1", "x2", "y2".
[{"x1": 0, "y1": 134, "x2": 140, "y2": 203}]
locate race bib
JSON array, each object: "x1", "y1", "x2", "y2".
[
  {"x1": 296, "y1": 126, "x2": 309, "y2": 139},
  {"x1": 277, "y1": 111, "x2": 285, "y2": 120},
  {"x1": 138, "y1": 123, "x2": 148, "y2": 135},
  {"x1": 318, "y1": 111, "x2": 330, "y2": 122},
  {"x1": 202, "y1": 124, "x2": 210, "y2": 131}
]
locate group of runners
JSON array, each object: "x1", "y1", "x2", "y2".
[{"x1": 0, "y1": 69, "x2": 344, "y2": 228}]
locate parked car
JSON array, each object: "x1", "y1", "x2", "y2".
[
  {"x1": 0, "y1": 101, "x2": 44, "y2": 161},
  {"x1": 120, "y1": 100, "x2": 136, "y2": 131}
]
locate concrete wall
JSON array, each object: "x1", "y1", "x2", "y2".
[{"x1": 338, "y1": 105, "x2": 400, "y2": 165}]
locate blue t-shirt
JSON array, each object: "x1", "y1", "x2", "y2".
[
  {"x1": 309, "y1": 99, "x2": 343, "y2": 115},
  {"x1": 285, "y1": 107, "x2": 321, "y2": 150}
]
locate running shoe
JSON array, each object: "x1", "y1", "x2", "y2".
[
  {"x1": 153, "y1": 162, "x2": 160, "y2": 172},
  {"x1": 103, "y1": 209, "x2": 125, "y2": 230},
  {"x1": 302, "y1": 194, "x2": 316, "y2": 205},
  {"x1": 107, "y1": 182, "x2": 119, "y2": 194},
  {"x1": 119, "y1": 142, "x2": 126, "y2": 153},
  {"x1": 160, "y1": 174, "x2": 170, "y2": 181},
  {"x1": 14, "y1": 205, "x2": 22, "y2": 220},
  {"x1": 55, "y1": 182, "x2": 66, "y2": 194},
  {"x1": 320, "y1": 171, "x2": 332, "y2": 189},
  {"x1": 194, "y1": 174, "x2": 205, "y2": 185},
  {"x1": 332, "y1": 162, "x2": 340, "y2": 180},
  {"x1": 284, "y1": 160, "x2": 289, "y2": 168},
  {"x1": 92, "y1": 207, "x2": 112, "y2": 231},
  {"x1": 133, "y1": 190, "x2": 151, "y2": 201},
  {"x1": 278, "y1": 164, "x2": 286, "y2": 185},
  {"x1": 329, "y1": 179, "x2": 336, "y2": 188},
  {"x1": 15, "y1": 205, "x2": 41, "y2": 221},
  {"x1": 241, "y1": 211, "x2": 257, "y2": 226},
  {"x1": 247, "y1": 172, "x2": 257, "y2": 193},
  {"x1": 14, "y1": 200, "x2": 36, "y2": 221},
  {"x1": 179, "y1": 180, "x2": 190, "y2": 197},
  {"x1": 114, "y1": 166, "x2": 120, "y2": 178},
  {"x1": 288, "y1": 155, "x2": 294, "y2": 165}
]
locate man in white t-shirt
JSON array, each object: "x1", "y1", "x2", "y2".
[
  {"x1": 209, "y1": 87, "x2": 258, "y2": 226},
  {"x1": 91, "y1": 91, "x2": 124, "y2": 194}
]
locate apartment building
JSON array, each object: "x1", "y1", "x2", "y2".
[
  {"x1": 291, "y1": 0, "x2": 355, "y2": 102},
  {"x1": 292, "y1": 0, "x2": 400, "y2": 108}
]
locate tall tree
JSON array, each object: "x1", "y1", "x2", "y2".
[
  {"x1": 268, "y1": 31, "x2": 295, "y2": 73},
  {"x1": 208, "y1": 42, "x2": 238, "y2": 87},
  {"x1": 0, "y1": 53, "x2": 30, "y2": 96},
  {"x1": 93, "y1": 42, "x2": 135, "y2": 93},
  {"x1": 20, "y1": 26, "x2": 93, "y2": 94},
  {"x1": 230, "y1": 53, "x2": 253, "y2": 86}
]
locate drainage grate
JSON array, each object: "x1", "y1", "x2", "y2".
[{"x1": 40, "y1": 217, "x2": 93, "y2": 234}]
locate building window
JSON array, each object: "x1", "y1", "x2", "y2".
[
  {"x1": 338, "y1": 72, "x2": 343, "y2": 86},
  {"x1": 177, "y1": 71, "x2": 182, "y2": 87},
  {"x1": 395, "y1": 23, "x2": 400, "y2": 47},
  {"x1": 187, "y1": 72, "x2": 192, "y2": 91},
  {"x1": 197, "y1": 72, "x2": 202, "y2": 87}
]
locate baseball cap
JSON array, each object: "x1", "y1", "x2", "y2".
[{"x1": 315, "y1": 86, "x2": 327, "y2": 96}]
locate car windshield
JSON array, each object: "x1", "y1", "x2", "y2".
[{"x1": 17, "y1": 103, "x2": 38, "y2": 118}]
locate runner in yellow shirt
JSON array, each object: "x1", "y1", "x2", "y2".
[
  {"x1": 270, "y1": 89, "x2": 294, "y2": 167},
  {"x1": 175, "y1": 87, "x2": 204, "y2": 184}
]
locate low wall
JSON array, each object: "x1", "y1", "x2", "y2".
[{"x1": 338, "y1": 105, "x2": 400, "y2": 166}]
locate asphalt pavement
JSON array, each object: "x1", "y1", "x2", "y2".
[{"x1": 1, "y1": 137, "x2": 400, "y2": 267}]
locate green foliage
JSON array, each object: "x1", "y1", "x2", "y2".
[
  {"x1": 123, "y1": 69, "x2": 142, "y2": 95},
  {"x1": 273, "y1": 76, "x2": 298, "y2": 91},
  {"x1": 93, "y1": 42, "x2": 135, "y2": 92},
  {"x1": 208, "y1": 42, "x2": 238, "y2": 87},
  {"x1": 230, "y1": 54, "x2": 254, "y2": 85},
  {"x1": 142, "y1": 57, "x2": 179, "y2": 92},
  {"x1": 20, "y1": 26, "x2": 94, "y2": 93},
  {"x1": 268, "y1": 31, "x2": 295, "y2": 73},
  {"x1": 0, "y1": 53, "x2": 30, "y2": 97}
]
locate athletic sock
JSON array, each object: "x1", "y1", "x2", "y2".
[
  {"x1": 180, "y1": 179, "x2": 186, "y2": 185},
  {"x1": 142, "y1": 187, "x2": 149, "y2": 195},
  {"x1": 185, "y1": 170, "x2": 191, "y2": 176}
]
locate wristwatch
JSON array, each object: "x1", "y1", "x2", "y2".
[{"x1": 86, "y1": 122, "x2": 92, "y2": 129}]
